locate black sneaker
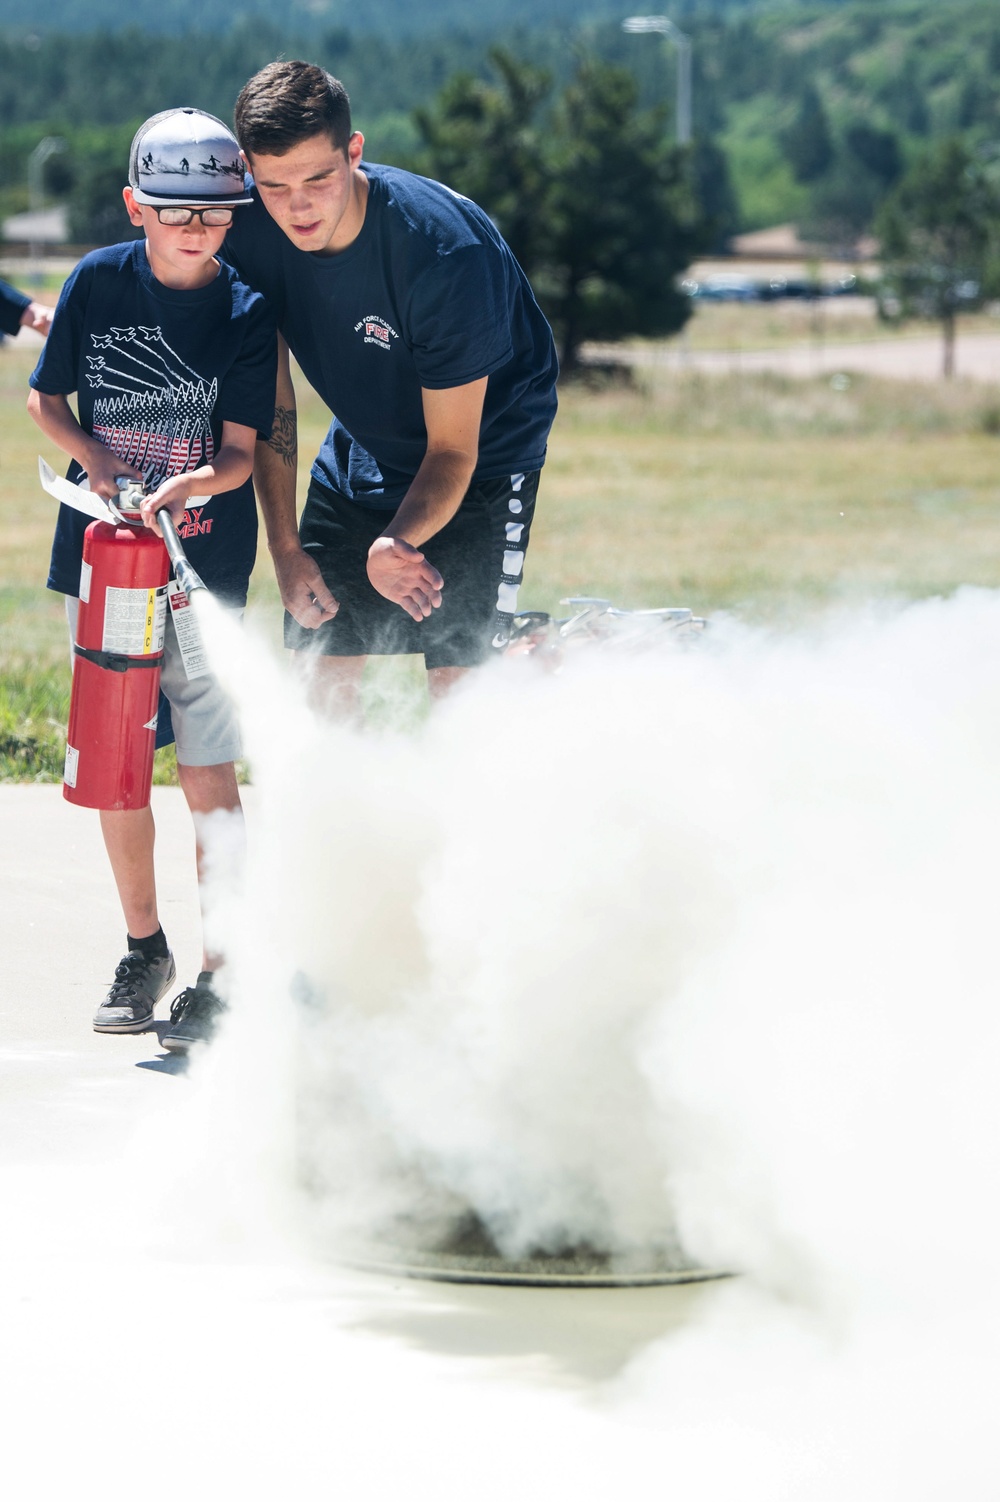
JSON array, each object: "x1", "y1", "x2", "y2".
[
  {"x1": 162, "y1": 972, "x2": 227, "y2": 1053},
  {"x1": 93, "y1": 950, "x2": 176, "y2": 1034}
]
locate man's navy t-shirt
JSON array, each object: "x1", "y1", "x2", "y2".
[
  {"x1": 224, "y1": 162, "x2": 558, "y2": 511},
  {"x1": 31, "y1": 241, "x2": 277, "y2": 605}
]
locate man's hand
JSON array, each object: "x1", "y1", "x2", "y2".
[
  {"x1": 273, "y1": 545, "x2": 339, "y2": 628},
  {"x1": 367, "y1": 536, "x2": 444, "y2": 622}
]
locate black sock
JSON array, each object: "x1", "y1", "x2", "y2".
[{"x1": 127, "y1": 927, "x2": 170, "y2": 961}]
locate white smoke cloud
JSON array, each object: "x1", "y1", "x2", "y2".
[
  {"x1": 212, "y1": 589, "x2": 994, "y2": 1247},
  {"x1": 61, "y1": 584, "x2": 1000, "y2": 1494}
]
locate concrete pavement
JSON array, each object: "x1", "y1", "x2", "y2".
[{"x1": 0, "y1": 786, "x2": 202, "y2": 1163}]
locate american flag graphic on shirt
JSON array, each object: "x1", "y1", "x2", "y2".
[{"x1": 86, "y1": 324, "x2": 216, "y2": 487}]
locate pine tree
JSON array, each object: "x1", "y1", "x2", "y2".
[
  {"x1": 781, "y1": 85, "x2": 833, "y2": 185},
  {"x1": 876, "y1": 137, "x2": 1000, "y2": 378},
  {"x1": 414, "y1": 51, "x2": 703, "y2": 372}
]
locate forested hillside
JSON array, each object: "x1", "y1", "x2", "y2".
[
  {"x1": 2, "y1": 0, "x2": 999, "y2": 240},
  {"x1": 0, "y1": 0, "x2": 837, "y2": 38}
]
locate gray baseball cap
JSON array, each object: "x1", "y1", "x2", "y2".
[{"x1": 128, "y1": 108, "x2": 252, "y2": 207}]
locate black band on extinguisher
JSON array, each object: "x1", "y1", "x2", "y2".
[{"x1": 73, "y1": 644, "x2": 164, "y2": 674}]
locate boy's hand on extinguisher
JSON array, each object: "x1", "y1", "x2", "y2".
[
  {"x1": 85, "y1": 448, "x2": 143, "y2": 501},
  {"x1": 141, "y1": 475, "x2": 193, "y2": 538}
]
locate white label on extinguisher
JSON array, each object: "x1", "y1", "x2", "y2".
[
  {"x1": 79, "y1": 560, "x2": 92, "y2": 605},
  {"x1": 167, "y1": 581, "x2": 209, "y2": 680},
  {"x1": 102, "y1": 585, "x2": 167, "y2": 656},
  {"x1": 64, "y1": 744, "x2": 79, "y2": 789}
]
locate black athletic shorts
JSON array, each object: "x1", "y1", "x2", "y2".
[{"x1": 285, "y1": 470, "x2": 541, "y2": 670}]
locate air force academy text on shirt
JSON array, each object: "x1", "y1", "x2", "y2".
[{"x1": 355, "y1": 313, "x2": 399, "y2": 350}]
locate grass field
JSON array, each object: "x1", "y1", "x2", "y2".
[{"x1": 3, "y1": 298, "x2": 1000, "y2": 778}]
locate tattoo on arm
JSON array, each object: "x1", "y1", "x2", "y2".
[{"x1": 267, "y1": 404, "x2": 297, "y2": 469}]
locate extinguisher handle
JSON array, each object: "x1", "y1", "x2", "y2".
[{"x1": 158, "y1": 509, "x2": 207, "y2": 597}]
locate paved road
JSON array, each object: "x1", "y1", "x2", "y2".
[{"x1": 588, "y1": 331, "x2": 1000, "y2": 383}]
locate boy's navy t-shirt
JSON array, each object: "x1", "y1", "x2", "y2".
[
  {"x1": 224, "y1": 162, "x2": 559, "y2": 511},
  {"x1": 31, "y1": 240, "x2": 277, "y2": 605}
]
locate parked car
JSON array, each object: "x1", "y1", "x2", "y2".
[
  {"x1": 682, "y1": 271, "x2": 863, "y2": 303},
  {"x1": 759, "y1": 276, "x2": 819, "y2": 300},
  {"x1": 684, "y1": 273, "x2": 761, "y2": 302}
]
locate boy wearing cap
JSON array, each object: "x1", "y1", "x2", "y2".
[{"x1": 28, "y1": 108, "x2": 277, "y2": 1051}]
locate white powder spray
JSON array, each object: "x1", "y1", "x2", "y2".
[
  {"x1": 207, "y1": 595, "x2": 993, "y2": 1225},
  {"x1": 9, "y1": 584, "x2": 994, "y2": 1497},
  {"x1": 186, "y1": 585, "x2": 1000, "y2": 1490}
]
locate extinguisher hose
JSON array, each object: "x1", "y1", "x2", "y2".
[{"x1": 159, "y1": 511, "x2": 208, "y2": 598}]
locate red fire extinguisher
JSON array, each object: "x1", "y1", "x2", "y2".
[{"x1": 64, "y1": 517, "x2": 170, "y2": 811}]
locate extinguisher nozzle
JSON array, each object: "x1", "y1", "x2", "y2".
[{"x1": 175, "y1": 559, "x2": 208, "y2": 597}]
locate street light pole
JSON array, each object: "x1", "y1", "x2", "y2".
[
  {"x1": 28, "y1": 135, "x2": 66, "y2": 282},
  {"x1": 622, "y1": 14, "x2": 692, "y2": 146}
]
